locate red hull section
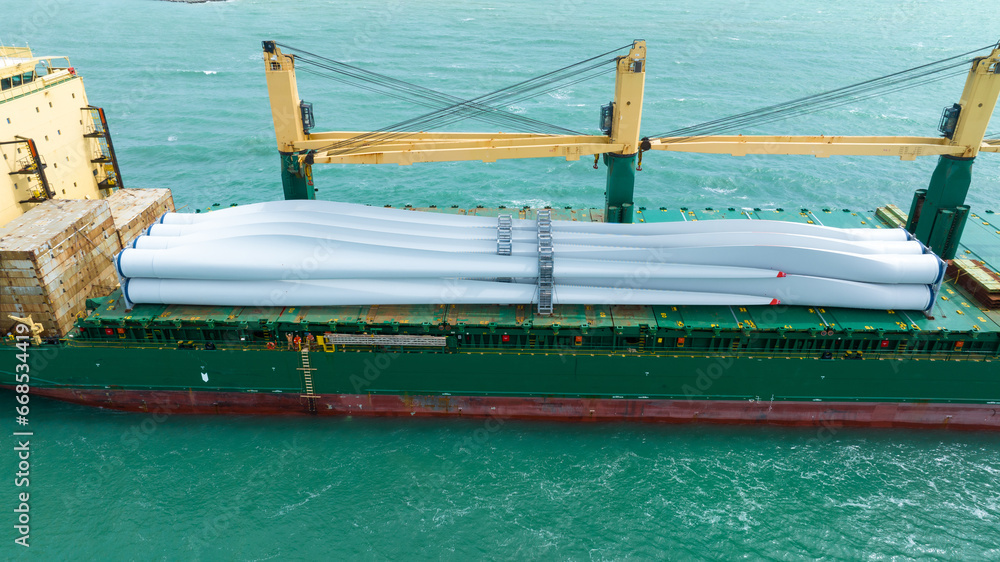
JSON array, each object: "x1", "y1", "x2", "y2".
[{"x1": 14, "y1": 386, "x2": 1000, "y2": 430}]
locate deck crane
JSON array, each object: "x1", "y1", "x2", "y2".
[{"x1": 262, "y1": 40, "x2": 1000, "y2": 259}]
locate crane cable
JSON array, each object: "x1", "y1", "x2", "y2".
[
  {"x1": 276, "y1": 42, "x2": 632, "y2": 156},
  {"x1": 648, "y1": 48, "x2": 983, "y2": 139},
  {"x1": 294, "y1": 67, "x2": 576, "y2": 136},
  {"x1": 647, "y1": 43, "x2": 998, "y2": 141},
  {"x1": 281, "y1": 44, "x2": 631, "y2": 154},
  {"x1": 280, "y1": 41, "x2": 591, "y2": 130},
  {"x1": 649, "y1": 62, "x2": 968, "y2": 140},
  {"x1": 660, "y1": 67, "x2": 969, "y2": 140},
  {"x1": 301, "y1": 56, "x2": 613, "y2": 137},
  {"x1": 288, "y1": 52, "x2": 584, "y2": 136},
  {"x1": 313, "y1": 56, "x2": 618, "y2": 156}
]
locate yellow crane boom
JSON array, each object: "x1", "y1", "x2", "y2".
[{"x1": 648, "y1": 135, "x2": 998, "y2": 159}]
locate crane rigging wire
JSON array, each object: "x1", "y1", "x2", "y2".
[
  {"x1": 647, "y1": 43, "x2": 997, "y2": 141},
  {"x1": 275, "y1": 41, "x2": 632, "y2": 156},
  {"x1": 503, "y1": 67, "x2": 614, "y2": 106},
  {"x1": 649, "y1": 63, "x2": 967, "y2": 140},
  {"x1": 296, "y1": 55, "x2": 611, "y2": 136},
  {"x1": 295, "y1": 67, "x2": 581, "y2": 136},
  {"x1": 653, "y1": 62, "x2": 968, "y2": 139},
  {"x1": 310, "y1": 57, "x2": 614, "y2": 158},
  {"x1": 648, "y1": 47, "x2": 987, "y2": 139},
  {"x1": 313, "y1": 56, "x2": 618, "y2": 156},
  {"x1": 279, "y1": 42, "x2": 624, "y2": 132},
  {"x1": 280, "y1": 41, "x2": 593, "y2": 130},
  {"x1": 659, "y1": 67, "x2": 970, "y2": 143},
  {"x1": 290, "y1": 53, "x2": 584, "y2": 136}
]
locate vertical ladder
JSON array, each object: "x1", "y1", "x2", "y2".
[
  {"x1": 83, "y1": 106, "x2": 124, "y2": 193},
  {"x1": 298, "y1": 341, "x2": 318, "y2": 413},
  {"x1": 3, "y1": 137, "x2": 52, "y2": 202}
]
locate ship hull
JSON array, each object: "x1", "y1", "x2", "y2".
[
  {"x1": 4, "y1": 341, "x2": 998, "y2": 430},
  {"x1": 7, "y1": 386, "x2": 1000, "y2": 430}
]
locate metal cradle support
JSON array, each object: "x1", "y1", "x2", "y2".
[
  {"x1": 495, "y1": 214, "x2": 514, "y2": 283},
  {"x1": 497, "y1": 214, "x2": 512, "y2": 255},
  {"x1": 536, "y1": 210, "x2": 553, "y2": 315}
]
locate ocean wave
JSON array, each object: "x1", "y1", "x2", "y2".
[{"x1": 508, "y1": 198, "x2": 551, "y2": 208}]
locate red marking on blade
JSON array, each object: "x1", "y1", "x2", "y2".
[
  {"x1": 777, "y1": 271, "x2": 787, "y2": 278},
  {"x1": 770, "y1": 298, "x2": 780, "y2": 305}
]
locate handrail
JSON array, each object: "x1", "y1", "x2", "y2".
[{"x1": 0, "y1": 70, "x2": 75, "y2": 104}]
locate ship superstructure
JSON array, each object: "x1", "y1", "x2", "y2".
[
  {"x1": 0, "y1": 46, "x2": 170, "y2": 340},
  {"x1": 0, "y1": 46, "x2": 124, "y2": 227}
]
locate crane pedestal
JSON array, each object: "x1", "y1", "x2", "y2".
[
  {"x1": 604, "y1": 152, "x2": 636, "y2": 223},
  {"x1": 907, "y1": 154, "x2": 973, "y2": 259},
  {"x1": 280, "y1": 151, "x2": 314, "y2": 200}
]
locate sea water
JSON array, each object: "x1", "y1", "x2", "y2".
[{"x1": 3, "y1": 0, "x2": 1000, "y2": 558}]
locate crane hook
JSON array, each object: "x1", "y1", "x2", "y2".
[
  {"x1": 593, "y1": 154, "x2": 600, "y2": 170},
  {"x1": 637, "y1": 137, "x2": 651, "y2": 172}
]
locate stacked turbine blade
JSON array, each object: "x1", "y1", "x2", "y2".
[{"x1": 116, "y1": 200, "x2": 944, "y2": 310}]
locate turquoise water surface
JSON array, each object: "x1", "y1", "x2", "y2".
[{"x1": 4, "y1": 0, "x2": 1000, "y2": 559}]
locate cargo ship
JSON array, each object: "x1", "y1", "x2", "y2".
[{"x1": 2, "y1": 41, "x2": 1000, "y2": 429}]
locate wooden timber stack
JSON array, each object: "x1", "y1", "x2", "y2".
[
  {"x1": 106, "y1": 188, "x2": 175, "y2": 248},
  {"x1": 1, "y1": 200, "x2": 121, "y2": 338},
  {"x1": 0, "y1": 189, "x2": 174, "y2": 338},
  {"x1": 948, "y1": 259, "x2": 1000, "y2": 308}
]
